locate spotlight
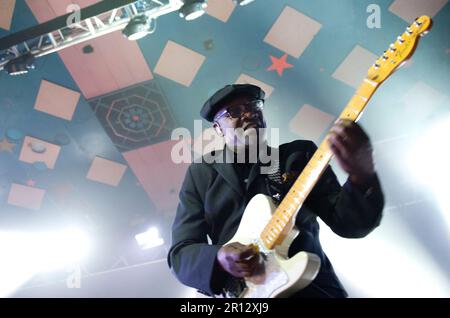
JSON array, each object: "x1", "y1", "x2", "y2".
[
  {"x1": 4, "y1": 54, "x2": 35, "y2": 76},
  {"x1": 233, "y1": 0, "x2": 256, "y2": 6},
  {"x1": 122, "y1": 15, "x2": 154, "y2": 41},
  {"x1": 179, "y1": 0, "x2": 207, "y2": 21},
  {"x1": 135, "y1": 227, "x2": 164, "y2": 250}
]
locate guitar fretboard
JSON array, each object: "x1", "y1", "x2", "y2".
[{"x1": 260, "y1": 79, "x2": 379, "y2": 250}]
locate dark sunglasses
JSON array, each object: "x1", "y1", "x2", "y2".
[{"x1": 214, "y1": 99, "x2": 264, "y2": 121}]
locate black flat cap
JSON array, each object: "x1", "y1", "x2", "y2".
[{"x1": 200, "y1": 84, "x2": 265, "y2": 122}]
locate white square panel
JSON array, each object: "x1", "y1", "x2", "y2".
[
  {"x1": 235, "y1": 74, "x2": 274, "y2": 98},
  {"x1": 264, "y1": 6, "x2": 322, "y2": 58},
  {"x1": 289, "y1": 104, "x2": 335, "y2": 142},
  {"x1": 86, "y1": 157, "x2": 127, "y2": 187},
  {"x1": 332, "y1": 45, "x2": 378, "y2": 88},
  {"x1": 0, "y1": 0, "x2": 15, "y2": 30},
  {"x1": 154, "y1": 40, "x2": 206, "y2": 87},
  {"x1": 206, "y1": 0, "x2": 236, "y2": 22},
  {"x1": 8, "y1": 183, "x2": 46, "y2": 210},
  {"x1": 34, "y1": 80, "x2": 80, "y2": 120},
  {"x1": 389, "y1": 0, "x2": 448, "y2": 22}
]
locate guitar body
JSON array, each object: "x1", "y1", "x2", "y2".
[{"x1": 224, "y1": 194, "x2": 321, "y2": 298}]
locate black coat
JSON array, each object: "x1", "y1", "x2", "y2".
[{"x1": 168, "y1": 140, "x2": 384, "y2": 297}]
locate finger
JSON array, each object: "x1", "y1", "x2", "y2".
[
  {"x1": 234, "y1": 264, "x2": 256, "y2": 277},
  {"x1": 328, "y1": 135, "x2": 341, "y2": 157},
  {"x1": 236, "y1": 245, "x2": 258, "y2": 260},
  {"x1": 235, "y1": 256, "x2": 259, "y2": 269},
  {"x1": 224, "y1": 243, "x2": 250, "y2": 261},
  {"x1": 328, "y1": 132, "x2": 349, "y2": 159},
  {"x1": 230, "y1": 263, "x2": 253, "y2": 278},
  {"x1": 335, "y1": 118, "x2": 352, "y2": 125},
  {"x1": 341, "y1": 121, "x2": 370, "y2": 145},
  {"x1": 329, "y1": 125, "x2": 353, "y2": 150},
  {"x1": 328, "y1": 136, "x2": 354, "y2": 174},
  {"x1": 245, "y1": 255, "x2": 261, "y2": 272}
]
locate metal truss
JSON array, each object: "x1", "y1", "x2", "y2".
[{"x1": 0, "y1": 0, "x2": 184, "y2": 72}]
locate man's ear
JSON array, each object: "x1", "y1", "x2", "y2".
[{"x1": 213, "y1": 122, "x2": 223, "y2": 137}]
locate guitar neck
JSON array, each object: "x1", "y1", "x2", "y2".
[{"x1": 260, "y1": 78, "x2": 379, "y2": 250}]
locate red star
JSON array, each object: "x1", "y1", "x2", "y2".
[
  {"x1": 267, "y1": 53, "x2": 294, "y2": 76},
  {"x1": 26, "y1": 179, "x2": 36, "y2": 187}
]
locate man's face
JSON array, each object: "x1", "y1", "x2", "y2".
[{"x1": 213, "y1": 94, "x2": 267, "y2": 148}]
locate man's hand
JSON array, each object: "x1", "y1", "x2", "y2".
[
  {"x1": 328, "y1": 119, "x2": 375, "y2": 187},
  {"x1": 217, "y1": 242, "x2": 261, "y2": 278}
]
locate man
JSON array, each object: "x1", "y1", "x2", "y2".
[{"x1": 168, "y1": 84, "x2": 384, "y2": 297}]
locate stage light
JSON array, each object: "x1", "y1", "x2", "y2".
[
  {"x1": 409, "y1": 116, "x2": 450, "y2": 227},
  {"x1": 36, "y1": 227, "x2": 91, "y2": 272},
  {"x1": 4, "y1": 54, "x2": 35, "y2": 76},
  {"x1": 122, "y1": 15, "x2": 156, "y2": 41},
  {"x1": 179, "y1": 0, "x2": 207, "y2": 21},
  {"x1": 0, "y1": 227, "x2": 90, "y2": 297},
  {"x1": 135, "y1": 227, "x2": 164, "y2": 250},
  {"x1": 233, "y1": 0, "x2": 256, "y2": 6}
]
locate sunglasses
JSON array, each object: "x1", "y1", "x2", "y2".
[{"x1": 214, "y1": 99, "x2": 264, "y2": 121}]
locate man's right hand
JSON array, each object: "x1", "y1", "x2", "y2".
[{"x1": 216, "y1": 242, "x2": 261, "y2": 278}]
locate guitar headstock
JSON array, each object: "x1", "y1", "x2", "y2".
[{"x1": 367, "y1": 15, "x2": 432, "y2": 83}]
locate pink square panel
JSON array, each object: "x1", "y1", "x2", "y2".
[
  {"x1": 154, "y1": 41, "x2": 206, "y2": 87},
  {"x1": 123, "y1": 140, "x2": 190, "y2": 212},
  {"x1": 0, "y1": 0, "x2": 15, "y2": 30},
  {"x1": 206, "y1": 0, "x2": 236, "y2": 22},
  {"x1": 289, "y1": 104, "x2": 335, "y2": 143},
  {"x1": 34, "y1": 80, "x2": 80, "y2": 120},
  {"x1": 389, "y1": 0, "x2": 448, "y2": 22},
  {"x1": 8, "y1": 183, "x2": 46, "y2": 210},
  {"x1": 235, "y1": 74, "x2": 274, "y2": 98},
  {"x1": 19, "y1": 136, "x2": 61, "y2": 169},
  {"x1": 86, "y1": 157, "x2": 127, "y2": 187},
  {"x1": 264, "y1": 6, "x2": 322, "y2": 58},
  {"x1": 332, "y1": 45, "x2": 378, "y2": 89}
]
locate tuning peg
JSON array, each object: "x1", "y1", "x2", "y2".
[
  {"x1": 397, "y1": 36, "x2": 405, "y2": 44},
  {"x1": 382, "y1": 55, "x2": 388, "y2": 61},
  {"x1": 420, "y1": 31, "x2": 429, "y2": 37}
]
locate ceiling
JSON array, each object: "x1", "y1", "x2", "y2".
[{"x1": 0, "y1": 0, "x2": 449, "y2": 297}]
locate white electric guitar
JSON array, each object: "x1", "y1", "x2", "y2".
[{"x1": 221, "y1": 16, "x2": 432, "y2": 298}]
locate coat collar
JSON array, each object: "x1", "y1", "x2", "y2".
[{"x1": 210, "y1": 144, "x2": 277, "y2": 195}]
